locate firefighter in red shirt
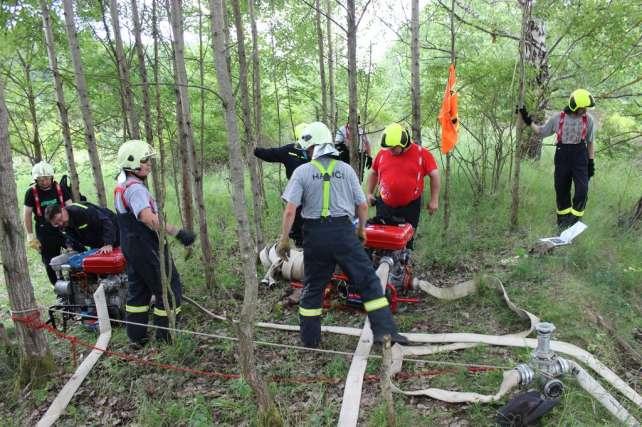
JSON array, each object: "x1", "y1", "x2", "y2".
[{"x1": 366, "y1": 123, "x2": 440, "y2": 249}]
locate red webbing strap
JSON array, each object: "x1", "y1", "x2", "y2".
[
  {"x1": 556, "y1": 111, "x2": 566, "y2": 144},
  {"x1": 31, "y1": 182, "x2": 63, "y2": 217},
  {"x1": 581, "y1": 114, "x2": 588, "y2": 142}
]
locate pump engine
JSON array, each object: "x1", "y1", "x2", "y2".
[{"x1": 48, "y1": 248, "x2": 128, "y2": 330}]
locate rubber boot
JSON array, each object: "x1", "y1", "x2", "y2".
[
  {"x1": 367, "y1": 307, "x2": 409, "y2": 345},
  {"x1": 300, "y1": 315, "x2": 321, "y2": 348},
  {"x1": 557, "y1": 214, "x2": 572, "y2": 233}
]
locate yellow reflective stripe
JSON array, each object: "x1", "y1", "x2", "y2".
[
  {"x1": 153, "y1": 306, "x2": 182, "y2": 317},
  {"x1": 570, "y1": 208, "x2": 584, "y2": 217},
  {"x1": 363, "y1": 297, "x2": 389, "y2": 312},
  {"x1": 126, "y1": 305, "x2": 149, "y2": 313},
  {"x1": 71, "y1": 203, "x2": 88, "y2": 209},
  {"x1": 299, "y1": 307, "x2": 322, "y2": 317},
  {"x1": 78, "y1": 224, "x2": 88, "y2": 229},
  {"x1": 557, "y1": 208, "x2": 572, "y2": 215},
  {"x1": 311, "y1": 159, "x2": 337, "y2": 218}
]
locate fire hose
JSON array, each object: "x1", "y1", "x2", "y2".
[{"x1": 258, "y1": 245, "x2": 641, "y2": 425}]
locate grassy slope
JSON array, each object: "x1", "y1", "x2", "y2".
[{"x1": 0, "y1": 149, "x2": 640, "y2": 426}]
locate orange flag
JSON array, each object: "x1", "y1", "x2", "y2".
[{"x1": 439, "y1": 64, "x2": 459, "y2": 154}]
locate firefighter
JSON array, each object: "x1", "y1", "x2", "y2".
[
  {"x1": 334, "y1": 115, "x2": 373, "y2": 180},
  {"x1": 114, "y1": 140, "x2": 196, "y2": 346},
  {"x1": 518, "y1": 89, "x2": 596, "y2": 230},
  {"x1": 23, "y1": 161, "x2": 73, "y2": 285},
  {"x1": 44, "y1": 202, "x2": 119, "y2": 254},
  {"x1": 253, "y1": 122, "x2": 310, "y2": 246},
  {"x1": 365, "y1": 123, "x2": 440, "y2": 249},
  {"x1": 278, "y1": 121, "x2": 408, "y2": 348}
]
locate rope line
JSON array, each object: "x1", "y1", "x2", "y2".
[{"x1": 34, "y1": 307, "x2": 512, "y2": 370}]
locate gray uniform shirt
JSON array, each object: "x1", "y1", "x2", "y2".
[
  {"x1": 282, "y1": 157, "x2": 366, "y2": 219},
  {"x1": 539, "y1": 111, "x2": 595, "y2": 145},
  {"x1": 114, "y1": 177, "x2": 157, "y2": 218}
]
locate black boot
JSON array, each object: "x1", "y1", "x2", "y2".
[
  {"x1": 557, "y1": 214, "x2": 572, "y2": 233},
  {"x1": 367, "y1": 307, "x2": 409, "y2": 345},
  {"x1": 300, "y1": 315, "x2": 321, "y2": 348}
]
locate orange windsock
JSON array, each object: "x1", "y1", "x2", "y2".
[{"x1": 439, "y1": 64, "x2": 459, "y2": 154}]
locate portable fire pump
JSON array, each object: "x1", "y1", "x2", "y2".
[
  {"x1": 48, "y1": 248, "x2": 128, "y2": 330},
  {"x1": 291, "y1": 222, "x2": 420, "y2": 312}
]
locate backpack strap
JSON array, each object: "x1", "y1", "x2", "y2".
[
  {"x1": 114, "y1": 180, "x2": 142, "y2": 212},
  {"x1": 32, "y1": 182, "x2": 64, "y2": 217},
  {"x1": 311, "y1": 159, "x2": 337, "y2": 218}
]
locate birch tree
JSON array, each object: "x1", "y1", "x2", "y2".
[
  {"x1": 411, "y1": 0, "x2": 422, "y2": 143},
  {"x1": 209, "y1": 0, "x2": 281, "y2": 423},
  {"x1": 0, "y1": 79, "x2": 53, "y2": 386},
  {"x1": 231, "y1": 0, "x2": 264, "y2": 249},
  {"x1": 40, "y1": 0, "x2": 81, "y2": 201},
  {"x1": 62, "y1": 0, "x2": 107, "y2": 207},
  {"x1": 168, "y1": 0, "x2": 215, "y2": 288},
  {"x1": 109, "y1": 0, "x2": 140, "y2": 139}
]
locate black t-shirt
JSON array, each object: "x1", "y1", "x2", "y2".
[{"x1": 24, "y1": 183, "x2": 72, "y2": 225}]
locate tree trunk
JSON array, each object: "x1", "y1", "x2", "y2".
[
  {"x1": 315, "y1": 0, "x2": 328, "y2": 123},
  {"x1": 130, "y1": 0, "x2": 153, "y2": 144},
  {"x1": 523, "y1": 15, "x2": 549, "y2": 160},
  {"x1": 16, "y1": 53, "x2": 43, "y2": 163},
  {"x1": 0, "y1": 79, "x2": 54, "y2": 388},
  {"x1": 109, "y1": 0, "x2": 140, "y2": 140},
  {"x1": 442, "y1": 0, "x2": 456, "y2": 238},
  {"x1": 40, "y1": 0, "x2": 81, "y2": 201},
  {"x1": 62, "y1": 0, "x2": 107, "y2": 207},
  {"x1": 231, "y1": 0, "x2": 264, "y2": 250},
  {"x1": 168, "y1": 0, "x2": 215, "y2": 289},
  {"x1": 248, "y1": 0, "x2": 266, "y2": 203},
  {"x1": 209, "y1": 1, "x2": 281, "y2": 424},
  {"x1": 326, "y1": 0, "x2": 336, "y2": 132},
  {"x1": 510, "y1": 0, "x2": 532, "y2": 230},
  {"x1": 346, "y1": 0, "x2": 359, "y2": 172},
  {"x1": 411, "y1": 0, "x2": 422, "y2": 143}
]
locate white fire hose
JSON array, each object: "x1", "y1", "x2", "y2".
[{"x1": 257, "y1": 244, "x2": 641, "y2": 425}]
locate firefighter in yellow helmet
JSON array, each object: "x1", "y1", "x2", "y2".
[
  {"x1": 518, "y1": 89, "x2": 596, "y2": 230},
  {"x1": 253, "y1": 122, "x2": 311, "y2": 246}
]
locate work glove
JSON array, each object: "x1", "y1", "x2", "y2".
[
  {"x1": 27, "y1": 234, "x2": 41, "y2": 252},
  {"x1": 365, "y1": 155, "x2": 373, "y2": 169},
  {"x1": 516, "y1": 106, "x2": 533, "y2": 126},
  {"x1": 175, "y1": 229, "x2": 196, "y2": 247},
  {"x1": 276, "y1": 235, "x2": 291, "y2": 260},
  {"x1": 355, "y1": 224, "x2": 366, "y2": 242},
  {"x1": 588, "y1": 158, "x2": 595, "y2": 178}
]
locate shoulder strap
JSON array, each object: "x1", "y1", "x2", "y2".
[
  {"x1": 114, "y1": 180, "x2": 141, "y2": 211},
  {"x1": 581, "y1": 113, "x2": 588, "y2": 142},
  {"x1": 55, "y1": 183, "x2": 65, "y2": 206},
  {"x1": 311, "y1": 159, "x2": 337, "y2": 218},
  {"x1": 556, "y1": 111, "x2": 566, "y2": 144},
  {"x1": 31, "y1": 186, "x2": 42, "y2": 217}
]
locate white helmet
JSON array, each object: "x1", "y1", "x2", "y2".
[
  {"x1": 117, "y1": 140, "x2": 156, "y2": 170},
  {"x1": 299, "y1": 122, "x2": 333, "y2": 150},
  {"x1": 32, "y1": 161, "x2": 54, "y2": 180}
]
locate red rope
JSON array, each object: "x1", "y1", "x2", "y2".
[{"x1": 11, "y1": 313, "x2": 496, "y2": 384}]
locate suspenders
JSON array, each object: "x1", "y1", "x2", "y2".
[{"x1": 310, "y1": 159, "x2": 337, "y2": 218}]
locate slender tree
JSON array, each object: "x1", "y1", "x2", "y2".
[
  {"x1": 130, "y1": 0, "x2": 154, "y2": 145},
  {"x1": 62, "y1": 0, "x2": 107, "y2": 207},
  {"x1": 442, "y1": 0, "x2": 456, "y2": 237},
  {"x1": 15, "y1": 51, "x2": 43, "y2": 163},
  {"x1": 109, "y1": 0, "x2": 140, "y2": 139},
  {"x1": 510, "y1": 0, "x2": 532, "y2": 230},
  {"x1": 231, "y1": 0, "x2": 264, "y2": 249},
  {"x1": 40, "y1": 0, "x2": 81, "y2": 201},
  {"x1": 248, "y1": 0, "x2": 266, "y2": 202},
  {"x1": 410, "y1": 0, "x2": 422, "y2": 143},
  {"x1": 209, "y1": 0, "x2": 281, "y2": 423},
  {"x1": 168, "y1": 0, "x2": 215, "y2": 288},
  {"x1": 326, "y1": 0, "x2": 336, "y2": 131},
  {"x1": 346, "y1": 0, "x2": 359, "y2": 171},
  {"x1": 0, "y1": 79, "x2": 53, "y2": 386},
  {"x1": 315, "y1": 0, "x2": 328, "y2": 123}
]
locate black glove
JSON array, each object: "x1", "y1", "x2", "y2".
[
  {"x1": 517, "y1": 106, "x2": 533, "y2": 126},
  {"x1": 365, "y1": 155, "x2": 373, "y2": 169},
  {"x1": 176, "y1": 229, "x2": 196, "y2": 247},
  {"x1": 588, "y1": 158, "x2": 594, "y2": 178}
]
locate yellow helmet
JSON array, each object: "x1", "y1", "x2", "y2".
[
  {"x1": 568, "y1": 89, "x2": 595, "y2": 112},
  {"x1": 381, "y1": 123, "x2": 410, "y2": 148},
  {"x1": 294, "y1": 122, "x2": 309, "y2": 141}
]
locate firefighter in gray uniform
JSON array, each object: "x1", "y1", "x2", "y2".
[
  {"x1": 114, "y1": 140, "x2": 196, "y2": 346},
  {"x1": 278, "y1": 122, "x2": 408, "y2": 348}
]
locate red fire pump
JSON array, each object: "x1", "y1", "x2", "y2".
[
  {"x1": 48, "y1": 248, "x2": 128, "y2": 330},
  {"x1": 291, "y1": 223, "x2": 420, "y2": 313}
]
